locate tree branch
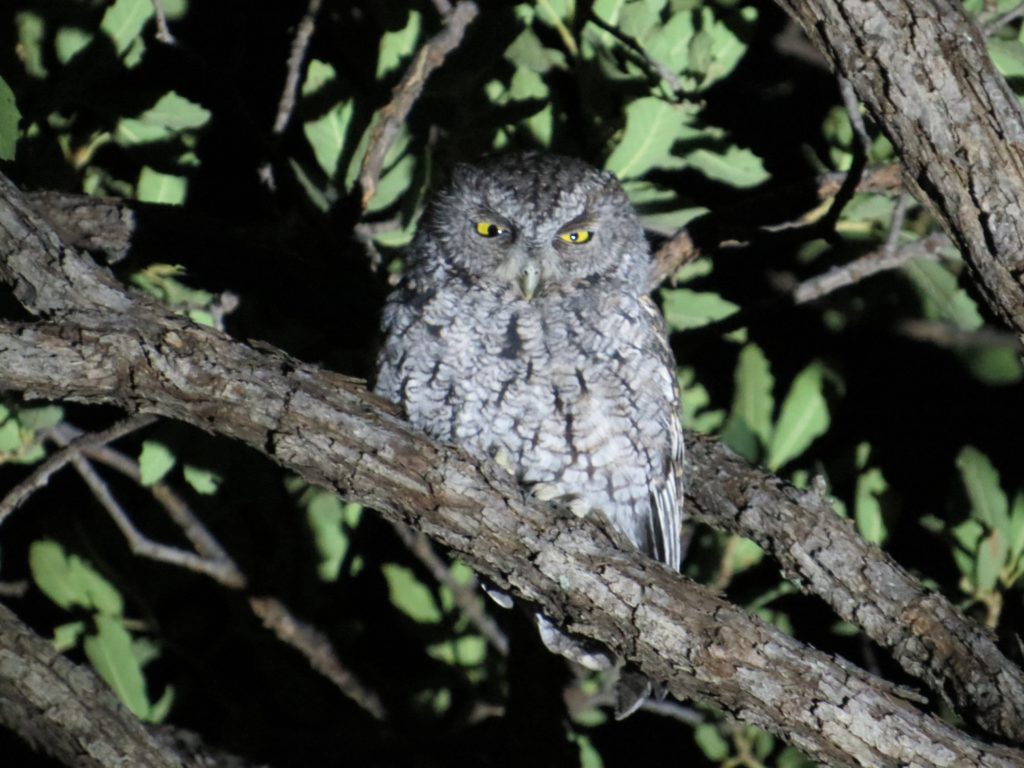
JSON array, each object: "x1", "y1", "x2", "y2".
[
  {"x1": 773, "y1": 0, "x2": 1024, "y2": 337},
  {"x1": 1, "y1": 173, "x2": 1022, "y2": 763}
]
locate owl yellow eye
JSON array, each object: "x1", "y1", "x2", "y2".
[
  {"x1": 474, "y1": 221, "x2": 508, "y2": 238},
  {"x1": 558, "y1": 229, "x2": 592, "y2": 245}
]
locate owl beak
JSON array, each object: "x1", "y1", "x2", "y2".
[{"x1": 518, "y1": 263, "x2": 540, "y2": 300}]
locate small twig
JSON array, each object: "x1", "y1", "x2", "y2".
[
  {"x1": 272, "y1": 0, "x2": 323, "y2": 137},
  {"x1": 259, "y1": 0, "x2": 323, "y2": 192},
  {"x1": 648, "y1": 164, "x2": 904, "y2": 289},
  {"x1": 882, "y1": 193, "x2": 913, "y2": 254},
  {"x1": 839, "y1": 76, "x2": 872, "y2": 158},
  {"x1": 792, "y1": 232, "x2": 948, "y2": 305},
  {"x1": 49, "y1": 424, "x2": 240, "y2": 571},
  {"x1": 359, "y1": 1, "x2": 479, "y2": 210},
  {"x1": 814, "y1": 76, "x2": 869, "y2": 235},
  {"x1": 586, "y1": 12, "x2": 685, "y2": 97},
  {"x1": 0, "y1": 414, "x2": 157, "y2": 528},
  {"x1": 150, "y1": 0, "x2": 176, "y2": 45},
  {"x1": 68, "y1": 453, "x2": 245, "y2": 588},
  {"x1": 249, "y1": 596, "x2": 387, "y2": 720},
  {"x1": 895, "y1": 318, "x2": 1023, "y2": 351},
  {"x1": 391, "y1": 522, "x2": 509, "y2": 656},
  {"x1": 981, "y1": 0, "x2": 1024, "y2": 35},
  {"x1": 0, "y1": 580, "x2": 29, "y2": 598}
]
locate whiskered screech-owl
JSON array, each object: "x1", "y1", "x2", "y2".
[{"x1": 375, "y1": 152, "x2": 684, "y2": 716}]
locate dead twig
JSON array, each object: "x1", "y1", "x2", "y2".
[
  {"x1": 0, "y1": 414, "x2": 157, "y2": 527},
  {"x1": 649, "y1": 164, "x2": 904, "y2": 288},
  {"x1": 792, "y1": 232, "x2": 948, "y2": 305},
  {"x1": 981, "y1": 0, "x2": 1024, "y2": 34},
  {"x1": 150, "y1": 0, "x2": 176, "y2": 45},
  {"x1": 249, "y1": 596, "x2": 387, "y2": 720},
  {"x1": 259, "y1": 0, "x2": 324, "y2": 191},
  {"x1": 49, "y1": 423, "x2": 241, "y2": 576},
  {"x1": 67, "y1": 452, "x2": 244, "y2": 588},
  {"x1": 358, "y1": 1, "x2": 479, "y2": 210},
  {"x1": 272, "y1": 0, "x2": 323, "y2": 137}
]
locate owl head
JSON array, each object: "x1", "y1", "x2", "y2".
[{"x1": 413, "y1": 152, "x2": 651, "y2": 300}]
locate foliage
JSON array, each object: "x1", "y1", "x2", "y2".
[{"x1": 1, "y1": 1, "x2": 1024, "y2": 766}]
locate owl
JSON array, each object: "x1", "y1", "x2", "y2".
[{"x1": 375, "y1": 152, "x2": 684, "y2": 714}]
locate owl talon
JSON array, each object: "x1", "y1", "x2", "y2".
[
  {"x1": 568, "y1": 498, "x2": 591, "y2": 518},
  {"x1": 493, "y1": 447, "x2": 514, "y2": 474},
  {"x1": 531, "y1": 482, "x2": 563, "y2": 501}
]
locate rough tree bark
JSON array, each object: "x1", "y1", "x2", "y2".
[
  {"x1": 1, "y1": 172, "x2": 1023, "y2": 767},
  {"x1": 2, "y1": 0, "x2": 1024, "y2": 764},
  {"x1": 772, "y1": 0, "x2": 1024, "y2": 335}
]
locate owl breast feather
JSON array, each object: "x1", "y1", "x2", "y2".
[{"x1": 375, "y1": 278, "x2": 682, "y2": 568}]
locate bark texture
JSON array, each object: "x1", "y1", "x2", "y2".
[
  {"x1": 0, "y1": 603, "x2": 259, "y2": 768},
  {"x1": 1, "y1": 172, "x2": 1023, "y2": 766},
  {"x1": 772, "y1": 0, "x2": 1024, "y2": 334}
]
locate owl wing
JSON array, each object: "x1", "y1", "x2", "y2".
[{"x1": 638, "y1": 294, "x2": 685, "y2": 571}]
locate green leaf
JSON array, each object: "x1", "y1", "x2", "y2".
[
  {"x1": 426, "y1": 635, "x2": 487, "y2": 666},
  {"x1": 365, "y1": 152, "x2": 416, "y2": 213},
  {"x1": 139, "y1": 440, "x2": 176, "y2": 486},
  {"x1": 15, "y1": 12, "x2": 47, "y2": 78},
  {"x1": 377, "y1": 10, "x2": 422, "y2": 78},
  {"x1": 18, "y1": 405, "x2": 64, "y2": 432},
  {"x1": 644, "y1": 10, "x2": 697, "y2": 75},
  {"x1": 30, "y1": 540, "x2": 89, "y2": 609},
  {"x1": 952, "y1": 518, "x2": 984, "y2": 553},
  {"x1": 29, "y1": 541, "x2": 123, "y2": 615},
  {"x1": 382, "y1": 564, "x2": 442, "y2": 623},
  {"x1": 0, "y1": 76, "x2": 21, "y2": 161},
  {"x1": 778, "y1": 746, "x2": 818, "y2": 768},
  {"x1": 101, "y1": 0, "x2": 154, "y2": 56},
  {"x1": 720, "y1": 414, "x2": 759, "y2": 462},
  {"x1": 53, "y1": 621, "x2": 86, "y2": 652},
  {"x1": 729, "y1": 536, "x2": 764, "y2": 574},
  {"x1": 766, "y1": 363, "x2": 829, "y2": 471},
  {"x1": 903, "y1": 260, "x2": 983, "y2": 331},
  {"x1": 55, "y1": 27, "x2": 94, "y2": 64},
  {"x1": 960, "y1": 345, "x2": 1024, "y2": 386},
  {"x1": 604, "y1": 97, "x2": 696, "y2": 179},
  {"x1": 136, "y1": 167, "x2": 187, "y2": 204},
  {"x1": 855, "y1": 466, "x2": 888, "y2": 545},
  {"x1": 85, "y1": 615, "x2": 152, "y2": 719},
  {"x1": 1009, "y1": 493, "x2": 1024, "y2": 562},
  {"x1": 183, "y1": 465, "x2": 221, "y2": 495},
  {"x1": 976, "y1": 530, "x2": 1008, "y2": 593},
  {"x1": 137, "y1": 91, "x2": 211, "y2": 131},
  {"x1": 694, "y1": 723, "x2": 730, "y2": 761},
  {"x1": 684, "y1": 145, "x2": 769, "y2": 188},
  {"x1": 301, "y1": 60, "x2": 355, "y2": 178},
  {"x1": 989, "y1": 39, "x2": 1024, "y2": 78},
  {"x1": 677, "y1": 367, "x2": 726, "y2": 433},
  {"x1": 956, "y1": 446, "x2": 1010, "y2": 535},
  {"x1": 731, "y1": 342, "x2": 774, "y2": 446},
  {"x1": 574, "y1": 732, "x2": 604, "y2": 768},
  {"x1": 660, "y1": 288, "x2": 739, "y2": 331},
  {"x1": 71, "y1": 555, "x2": 124, "y2": 615},
  {"x1": 505, "y1": 27, "x2": 566, "y2": 73},
  {"x1": 307, "y1": 493, "x2": 361, "y2": 581},
  {"x1": 0, "y1": 419, "x2": 21, "y2": 452},
  {"x1": 148, "y1": 685, "x2": 175, "y2": 723}
]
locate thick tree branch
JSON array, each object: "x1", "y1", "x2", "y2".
[
  {"x1": 1, "y1": 174, "x2": 1023, "y2": 763},
  {"x1": 0, "y1": 603, "x2": 259, "y2": 768},
  {"x1": 772, "y1": 0, "x2": 1024, "y2": 336}
]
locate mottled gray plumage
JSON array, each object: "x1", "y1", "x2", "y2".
[{"x1": 375, "y1": 152, "x2": 684, "y2": 711}]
